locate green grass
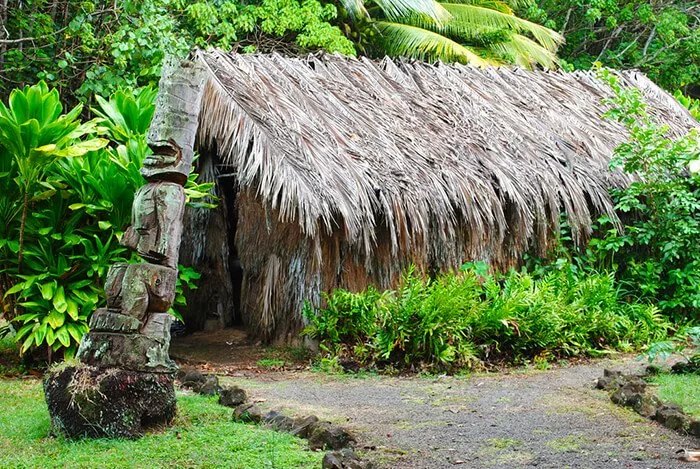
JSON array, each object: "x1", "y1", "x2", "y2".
[
  {"x1": 257, "y1": 358, "x2": 286, "y2": 369},
  {"x1": 649, "y1": 373, "x2": 700, "y2": 419},
  {"x1": 0, "y1": 379, "x2": 322, "y2": 468},
  {"x1": 0, "y1": 335, "x2": 24, "y2": 376}
]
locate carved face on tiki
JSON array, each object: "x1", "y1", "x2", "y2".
[
  {"x1": 119, "y1": 263, "x2": 178, "y2": 322},
  {"x1": 121, "y1": 182, "x2": 185, "y2": 268}
]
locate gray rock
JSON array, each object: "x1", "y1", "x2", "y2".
[
  {"x1": 632, "y1": 394, "x2": 662, "y2": 418},
  {"x1": 308, "y1": 421, "x2": 356, "y2": 450},
  {"x1": 180, "y1": 370, "x2": 205, "y2": 389},
  {"x1": 690, "y1": 420, "x2": 700, "y2": 438},
  {"x1": 655, "y1": 404, "x2": 690, "y2": 432},
  {"x1": 610, "y1": 375, "x2": 647, "y2": 407},
  {"x1": 595, "y1": 369, "x2": 623, "y2": 390},
  {"x1": 198, "y1": 374, "x2": 220, "y2": 396},
  {"x1": 218, "y1": 385, "x2": 247, "y2": 408},
  {"x1": 263, "y1": 410, "x2": 295, "y2": 432},
  {"x1": 233, "y1": 403, "x2": 263, "y2": 423},
  {"x1": 322, "y1": 449, "x2": 374, "y2": 469},
  {"x1": 180, "y1": 371, "x2": 219, "y2": 395},
  {"x1": 291, "y1": 415, "x2": 320, "y2": 438}
]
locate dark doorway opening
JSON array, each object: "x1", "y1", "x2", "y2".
[{"x1": 218, "y1": 169, "x2": 243, "y2": 327}]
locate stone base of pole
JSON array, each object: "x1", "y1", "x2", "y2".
[{"x1": 43, "y1": 363, "x2": 176, "y2": 439}]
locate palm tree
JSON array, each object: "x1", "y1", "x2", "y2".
[{"x1": 340, "y1": 0, "x2": 564, "y2": 69}]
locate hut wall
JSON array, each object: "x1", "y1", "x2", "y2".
[{"x1": 235, "y1": 190, "x2": 542, "y2": 344}]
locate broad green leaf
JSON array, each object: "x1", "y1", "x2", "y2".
[
  {"x1": 4, "y1": 282, "x2": 26, "y2": 297},
  {"x1": 39, "y1": 281, "x2": 56, "y2": 301},
  {"x1": 46, "y1": 327, "x2": 56, "y2": 345},
  {"x1": 66, "y1": 298, "x2": 79, "y2": 321},
  {"x1": 53, "y1": 286, "x2": 67, "y2": 313},
  {"x1": 21, "y1": 333, "x2": 34, "y2": 353},
  {"x1": 14, "y1": 323, "x2": 37, "y2": 341},
  {"x1": 54, "y1": 138, "x2": 109, "y2": 157},
  {"x1": 34, "y1": 322, "x2": 48, "y2": 345},
  {"x1": 65, "y1": 322, "x2": 84, "y2": 343},
  {"x1": 56, "y1": 326, "x2": 71, "y2": 347},
  {"x1": 46, "y1": 310, "x2": 66, "y2": 329},
  {"x1": 13, "y1": 312, "x2": 41, "y2": 322},
  {"x1": 34, "y1": 143, "x2": 57, "y2": 154}
]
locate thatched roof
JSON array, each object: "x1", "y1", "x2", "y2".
[{"x1": 195, "y1": 50, "x2": 697, "y2": 265}]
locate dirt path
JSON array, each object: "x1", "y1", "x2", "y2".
[
  {"x1": 218, "y1": 361, "x2": 697, "y2": 468},
  {"x1": 172, "y1": 333, "x2": 697, "y2": 468}
]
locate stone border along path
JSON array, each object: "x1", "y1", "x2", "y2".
[{"x1": 208, "y1": 358, "x2": 699, "y2": 468}]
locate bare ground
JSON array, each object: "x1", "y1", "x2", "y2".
[{"x1": 172, "y1": 332, "x2": 699, "y2": 468}]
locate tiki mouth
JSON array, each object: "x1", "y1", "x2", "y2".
[{"x1": 146, "y1": 139, "x2": 182, "y2": 167}]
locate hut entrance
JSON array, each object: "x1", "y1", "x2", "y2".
[
  {"x1": 219, "y1": 172, "x2": 243, "y2": 327},
  {"x1": 170, "y1": 161, "x2": 258, "y2": 365},
  {"x1": 176, "y1": 156, "x2": 245, "y2": 334}
]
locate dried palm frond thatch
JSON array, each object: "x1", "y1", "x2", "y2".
[
  {"x1": 190, "y1": 51, "x2": 697, "y2": 341},
  {"x1": 196, "y1": 50, "x2": 696, "y2": 266}
]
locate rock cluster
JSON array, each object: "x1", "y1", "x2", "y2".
[
  {"x1": 597, "y1": 368, "x2": 700, "y2": 437},
  {"x1": 214, "y1": 380, "x2": 372, "y2": 467}
]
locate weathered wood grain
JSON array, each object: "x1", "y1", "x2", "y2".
[
  {"x1": 121, "y1": 182, "x2": 185, "y2": 268},
  {"x1": 144, "y1": 58, "x2": 207, "y2": 185}
]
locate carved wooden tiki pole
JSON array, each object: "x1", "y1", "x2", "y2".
[{"x1": 43, "y1": 58, "x2": 207, "y2": 438}]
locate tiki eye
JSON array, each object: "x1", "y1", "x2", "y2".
[{"x1": 155, "y1": 279, "x2": 161, "y2": 286}]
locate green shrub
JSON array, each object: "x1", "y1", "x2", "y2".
[
  {"x1": 0, "y1": 82, "x2": 213, "y2": 359},
  {"x1": 584, "y1": 69, "x2": 700, "y2": 322},
  {"x1": 303, "y1": 262, "x2": 669, "y2": 372}
]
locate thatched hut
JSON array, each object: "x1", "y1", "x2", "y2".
[{"x1": 177, "y1": 50, "x2": 697, "y2": 343}]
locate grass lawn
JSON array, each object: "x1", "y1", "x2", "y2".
[
  {"x1": 649, "y1": 373, "x2": 700, "y2": 419},
  {"x1": 0, "y1": 378, "x2": 322, "y2": 468},
  {"x1": 0, "y1": 335, "x2": 24, "y2": 376}
]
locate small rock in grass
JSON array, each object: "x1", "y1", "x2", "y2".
[
  {"x1": 322, "y1": 448, "x2": 374, "y2": 469},
  {"x1": 308, "y1": 421, "x2": 356, "y2": 450},
  {"x1": 233, "y1": 403, "x2": 263, "y2": 423},
  {"x1": 198, "y1": 374, "x2": 220, "y2": 396},
  {"x1": 291, "y1": 415, "x2": 320, "y2": 438},
  {"x1": 633, "y1": 394, "x2": 662, "y2": 418},
  {"x1": 610, "y1": 376, "x2": 647, "y2": 407},
  {"x1": 655, "y1": 404, "x2": 690, "y2": 432},
  {"x1": 596, "y1": 369, "x2": 623, "y2": 390},
  {"x1": 690, "y1": 420, "x2": 700, "y2": 438},
  {"x1": 263, "y1": 410, "x2": 295, "y2": 432},
  {"x1": 219, "y1": 385, "x2": 247, "y2": 407},
  {"x1": 180, "y1": 370, "x2": 206, "y2": 390}
]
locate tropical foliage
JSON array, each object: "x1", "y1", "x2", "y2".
[
  {"x1": 0, "y1": 0, "x2": 354, "y2": 104},
  {"x1": 0, "y1": 82, "x2": 213, "y2": 359},
  {"x1": 341, "y1": 0, "x2": 563, "y2": 68},
  {"x1": 536, "y1": 0, "x2": 699, "y2": 96},
  {"x1": 577, "y1": 70, "x2": 700, "y2": 322},
  {"x1": 0, "y1": 0, "x2": 568, "y2": 109},
  {"x1": 304, "y1": 262, "x2": 668, "y2": 372}
]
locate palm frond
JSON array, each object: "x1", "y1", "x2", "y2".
[
  {"x1": 339, "y1": 0, "x2": 370, "y2": 21},
  {"x1": 375, "y1": 21, "x2": 492, "y2": 66},
  {"x1": 440, "y1": 3, "x2": 564, "y2": 52},
  {"x1": 487, "y1": 33, "x2": 559, "y2": 69},
  {"x1": 373, "y1": 0, "x2": 451, "y2": 24},
  {"x1": 441, "y1": 0, "x2": 513, "y2": 14},
  {"x1": 501, "y1": 0, "x2": 533, "y2": 8}
]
